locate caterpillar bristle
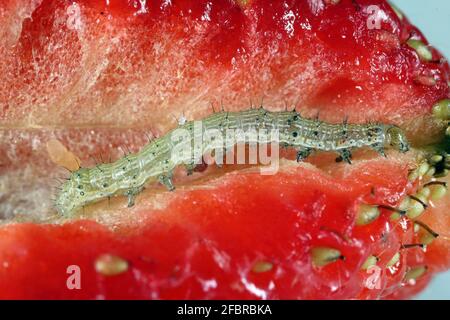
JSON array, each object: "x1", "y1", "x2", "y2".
[
  {"x1": 401, "y1": 243, "x2": 426, "y2": 250},
  {"x1": 119, "y1": 146, "x2": 129, "y2": 157},
  {"x1": 409, "y1": 195, "x2": 428, "y2": 209},
  {"x1": 90, "y1": 155, "x2": 99, "y2": 165},
  {"x1": 414, "y1": 220, "x2": 439, "y2": 238},
  {"x1": 210, "y1": 101, "x2": 216, "y2": 114},
  {"x1": 342, "y1": 115, "x2": 349, "y2": 126},
  {"x1": 377, "y1": 205, "x2": 406, "y2": 215}
]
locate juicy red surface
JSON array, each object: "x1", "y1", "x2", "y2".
[
  {"x1": 0, "y1": 162, "x2": 424, "y2": 299},
  {"x1": 1, "y1": 0, "x2": 448, "y2": 126}
]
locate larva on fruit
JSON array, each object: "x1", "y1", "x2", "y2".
[{"x1": 55, "y1": 107, "x2": 410, "y2": 216}]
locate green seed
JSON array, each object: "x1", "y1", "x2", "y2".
[
  {"x1": 414, "y1": 223, "x2": 420, "y2": 233},
  {"x1": 387, "y1": 252, "x2": 400, "y2": 267},
  {"x1": 425, "y1": 167, "x2": 436, "y2": 177},
  {"x1": 408, "y1": 169, "x2": 419, "y2": 182},
  {"x1": 432, "y1": 99, "x2": 450, "y2": 121},
  {"x1": 415, "y1": 221, "x2": 439, "y2": 244},
  {"x1": 391, "y1": 197, "x2": 409, "y2": 220},
  {"x1": 311, "y1": 247, "x2": 343, "y2": 267},
  {"x1": 356, "y1": 204, "x2": 380, "y2": 226},
  {"x1": 252, "y1": 261, "x2": 273, "y2": 273},
  {"x1": 406, "y1": 200, "x2": 426, "y2": 219},
  {"x1": 417, "y1": 187, "x2": 431, "y2": 198},
  {"x1": 398, "y1": 197, "x2": 410, "y2": 211},
  {"x1": 430, "y1": 155, "x2": 443, "y2": 164},
  {"x1": 95, "y1": 254, "x2": 129, "y2": 276},
  {"x1": 430, "y1": 184, "x2": 447, "y2": 201},
  {"x1": 404, "y1": 266, "x2": 427, "y2": 282},
  {"x1": 417, "y1": 162, "x2": 430, "y2": 177},
  {"x1": 361, "y1": 255, "x2": 378, "y2": 270},
  {"x1": 420, "y1": 232, "x2": 437, "y2": 246},
  {"x1": 407, "y1": 39, "x2": 433, "y2": 62}
]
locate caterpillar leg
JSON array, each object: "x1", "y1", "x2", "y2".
[
  {"x1": 371, "y1": 143, "x2": 387, "y2": 157},
  {"x1": 336, "y1": 149, "x2": 352, "y2": 164},
  {"x1": 125, "y1": 186, "x2": 145, "y2": 207},
  {"x1": 159, "y1": 174, "x2": 175, "y2": 191},
  {"x1": 296, "y1": 147, "x2": 313, "y2": 162},
  {"x1": 185, "y1": 162, "x2": 196, "y2": 176}
]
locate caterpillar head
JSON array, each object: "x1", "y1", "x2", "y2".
[
  {"x1": 55, "y1": 168, "x2": 90, "y2": 216},
  {"x1": 385, "y1": 125, "x2": 410, "y2": 153}
]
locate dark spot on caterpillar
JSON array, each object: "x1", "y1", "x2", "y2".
[
  {"x1": 80, "y1": 191, "x2": 85, "y2": 196},
  {"x1": 292, "y1": 131, "x2": 298, "y2": 138},
  {"x1": 103, "y1": 183, "x2": 108, "y2": 188}
]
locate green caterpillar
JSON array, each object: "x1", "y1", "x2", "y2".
[{"x1": 55, "y1": 107, "x2": 410, "y2": 216}]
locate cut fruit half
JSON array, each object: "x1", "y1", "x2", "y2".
[{"x1": 0, "y1": 0, "x2": 448, "y2": 299}]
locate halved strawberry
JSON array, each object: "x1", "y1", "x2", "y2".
[{"x1": 0, "y1": 0, "x2": 448, "y2": 299}]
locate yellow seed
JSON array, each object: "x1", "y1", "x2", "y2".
[
  {"x1": 356, "y1": 204, "x2": 380, "y2": 226},
  {"x1": 417, "y1": 162, "x2": 430, "y2": 177},
  {"x1": 430, "y1": 184, "x2": 447, "y2": 201},
  {"x1": 392, "y1": 197, "x2": 409, "y2": 220},
  {"x1": 387, "y1": 252, "x2": 400, "y2": 267},
  {"x1": 311, "y1": 247, "x2": 343, "y2": 267},
  {"x1": 419, "y1": 232, "x2": 437, "y2": 246},
  {"x1": 407, "y1": 39, "x2": 433, "y2": 62},
  {"x1": 361, "y1": 255, "x2": 378, "y2": 270},
  {"x1": 416, "y1": 193, "x2": 429, "y2": 205},
  {"x1": 398, "y1": 197, "x2": 410, "y2": 211},
  {"x1": 417, "y1": 187, "x2": 431, "y2": 198},
  {"x1": 406, "y1": 200, "x2": 425, "y2": 219},
  {"x1": 416, "y1": 221, "x2": 439, "y2": 245},
  {"x1": 95, "y1": 254, "x2": 129, "y2": 276},
  {"x1": 432, "y1": 99, "x2": 450, "y2": 121},
  {"x1": 252, "y1": 261, "x2": 273, "y2": 273},
  {"x1": 446, "y1": 126, "x2": 450, "y2": 137},
  {"x1": 408, "y1": 169, "x2": 419, "y2": 182},
  {"x1": 425, "y1": 167, "x2": 436, "y2": 177},
  {"x1": 404, "y1": 266, "x2": 427, "y2": 282}
]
